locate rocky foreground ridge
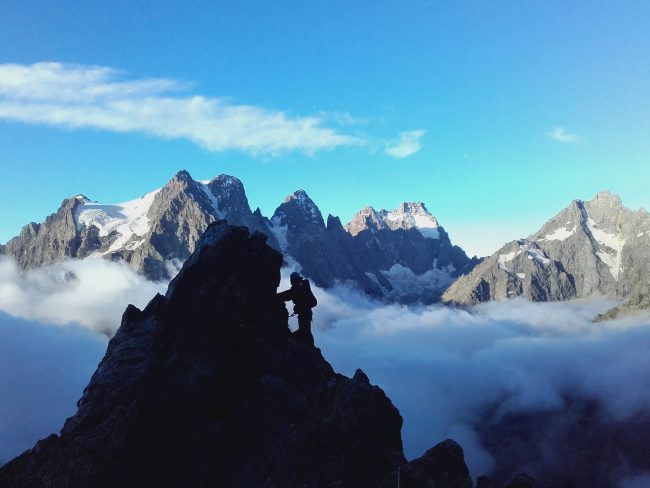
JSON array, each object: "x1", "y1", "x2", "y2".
[
  {"x1": 0, "y1": 221, "x2": 482, "y2": 487},
  {"x1": 0, "y1": 170, "x2": 476, "y2": 304}
]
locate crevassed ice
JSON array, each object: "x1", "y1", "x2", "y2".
[{"x1": 74, "y1": 189, "x2": 161, "y2": 254}]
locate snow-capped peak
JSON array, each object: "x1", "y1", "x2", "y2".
[
  {"x1": 74, "y1": 189, "x2": 161, "y2": 254},
  {"x1": 73, "y1": 194, "x2": 91, "y2": 203},
  {"x1": 381, "y1": 202, "x2": 440, "y2": 238},
  {"x1": 347, "y1": 201, "x2": 440, "y2": 239}
]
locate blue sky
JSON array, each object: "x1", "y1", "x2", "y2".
[{"x1": 1, "y1": 0, "x2": 649, "y2": 256}]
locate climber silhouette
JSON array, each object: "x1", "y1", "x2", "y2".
[{"x1": 277, "y1": 272, "x2": 318, "y2": 346}]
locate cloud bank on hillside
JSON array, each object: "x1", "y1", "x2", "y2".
[
  {"x1": 311, "y1": 284, "x2": 650, "y2": 483},
  {"x1": 0, "y1": 256, "x2": 167, "y2": 335}
]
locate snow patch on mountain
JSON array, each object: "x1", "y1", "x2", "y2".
[
  {"x1": 269, "y1": 217, "x2": 289, "y2": 254},
  {"x1": 347, "y1": 202, "x2": 440, "y2": 239},
  {"x1": 198, "y1": 182, "x2": 225, "y2": 219},
  {"x1": 382, "y1": 202, "x2": 440, "y2": 239},
  {"x1": 498, "y1": 250, "x2": 521, "y2": 271},
  {"x1": 74, "y1": 189, "x2": 160, "y2": 253},
  {"x1": 520, "y1": 243, "x2": 551, "y2": 265},
  {"x1": 587, "y1": 218, "x2": 626, "y2": 280},
  {"x1": 539, "y1": 226, "x2": 576, "y2": 242}
]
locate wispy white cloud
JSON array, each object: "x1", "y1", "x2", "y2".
[
  {"x1": 0, "y1": 62, "x2": 362, "y2": 155},
  {"x1": 547, "y1": 126, "x2": 580, "y2": 143},
  {"x1": 0, "y1": 256, "x2": 167, "y2": 335},
  {"x1": 385, "y1": 129, "x2": 425, "y2": 158}
]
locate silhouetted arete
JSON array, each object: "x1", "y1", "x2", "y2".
[{"x1": 0, "y1": 221, "x2": 476, "y2": 488}]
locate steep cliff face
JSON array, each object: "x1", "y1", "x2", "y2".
[
  {"x1": 0, "y1": 221, "x2": 474, "y2": 488},
  {"x1": 2, "y1": 196, "x2": 95, "y2": 268}
]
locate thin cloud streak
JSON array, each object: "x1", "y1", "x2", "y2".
[
  {"x1": 0, "y1": 62, "x2": 362, "y2": 155},
  {"x1": 385, "y1": 129, "x2": 425, "y2": 158},
  {"x1": 547, "y1": 126, "x2": 579, "y2": 143}
]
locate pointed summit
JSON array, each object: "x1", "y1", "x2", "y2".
[
  {"x1": 346, "y1": 202, "x2": 440, "y2": 239},
  {"x1": 272, "y1": 189, "x2": 325, "y2": 230},
  {"x1": 381, "y1": 202, "x2": 440, "y2": 239},
  {"x1": 345, "y1": 206, "x2": 386, "y2": 236},
  {"x1": 172, "y1": 169, "x2": 193, "y2": 182}
]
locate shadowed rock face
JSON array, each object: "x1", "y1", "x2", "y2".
[
  {"x1": 272, "y1": 191, "x2": 477, "y2": 303},
  {"x1": 0, "y1": 221, "x2": 475, "y2": 488}
]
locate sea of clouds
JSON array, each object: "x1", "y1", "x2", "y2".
[{"x1": 1, "y1": 256, "x2": 649, "y2": 486}]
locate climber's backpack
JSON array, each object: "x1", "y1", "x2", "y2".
[{"x1": 298, "y1": 279, "x2": 318, "y2": 309}]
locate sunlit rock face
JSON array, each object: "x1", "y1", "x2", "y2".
[{"x1": 443, "y1": 191, "x2": 650, "y2": 306}]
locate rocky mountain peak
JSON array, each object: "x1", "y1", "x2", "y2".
[
  {"x1": 444, "y1": 190, "x2": 650, "y2": 306},
  {"x1": 346, "y1": 201, "x2": 440, "y2": 239},
  {"x1": 73, "y1": 194, "x2": 91, "y2": 203},
  {"x1": 589, "y1": 190, "x2": 622, "y2": 206},
  {"x1": 204, "y1": 174, "x2": 250, "y2": 219},
  {"x1": 381, "y1": 201, "x2": 440, "y2": 238},
  {"x1": 272, "y1": 189, "x2": 325, "y2": 230},
  {"x1": 326, "y1": 214, "x2": 344, "y2": 231},
  {"x1": 171, "y1": 168, "x2": 193, "y2": 183},
  {"x1": 345, "y1": 206, "x2": 384, "y2": 236}
]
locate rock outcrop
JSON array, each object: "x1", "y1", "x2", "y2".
[
  {"x1": 443, "y1": 191, "x2": 650, "y2": 305},
  {"x1": 595, "y1": 274, "x2": 650, "y2": 321},
  {"x1": 0, "y1": 221, "x2": 474, "y2": 488}
]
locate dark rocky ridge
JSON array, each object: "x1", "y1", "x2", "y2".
[{"x1": 0, "y1": 221, "x2": 475, "y2": 488}]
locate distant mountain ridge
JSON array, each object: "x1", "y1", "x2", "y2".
[
  {"x1": 0, "y1": 169, "x2": 476, "y2": 304},
  {"x1": 442, "y1": 191, "x2": 650, "y2": 311}
]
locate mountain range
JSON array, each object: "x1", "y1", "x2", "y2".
[
  {"x1": 2, "y1": 172, "x2": 650, "y2": 319},
  {"x1": 0, "y1": 169, "x2": 477, "y2": 304}
]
